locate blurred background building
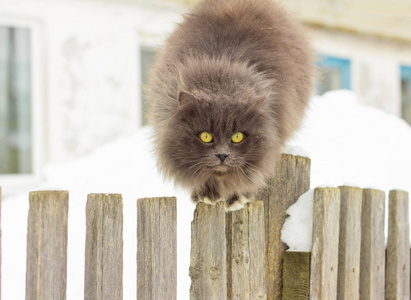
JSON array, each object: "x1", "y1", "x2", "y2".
[{"x1": 0, "y1": 0, "x2": 410, "y2": 195}]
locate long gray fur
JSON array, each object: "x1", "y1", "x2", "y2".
[{"x1": 146, "y1": 0, "x2": 314, "y2": 208}]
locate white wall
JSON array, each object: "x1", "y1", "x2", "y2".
[
  {"x1": 0, "y1": 0, "x2": 183, "y2": 166},
  {"x1": 278, "y1": 0, "x2": 411, "y2": 42},
  {"x1": 1, "y1": 0, "x2": 410, "y2": 173}
]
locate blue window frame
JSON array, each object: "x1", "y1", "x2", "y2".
[
  {"x1": 401, "y1": 65, "x2": 411, "y2": 125},
  {"x1": 316, "y1": 55, "x2": 351, "y2": 95}
]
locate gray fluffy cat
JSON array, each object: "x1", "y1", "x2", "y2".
[{"x1": 146, "y1": 0, "x2": 314, "y2": 210}]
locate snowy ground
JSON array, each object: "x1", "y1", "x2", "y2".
[{"x1": 2, "y1": 90, "x2": 411, "y2": 299}]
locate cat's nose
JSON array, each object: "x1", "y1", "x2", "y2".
[{"x1": 216, "y1": 153, "x2": 229, "y2": 162}]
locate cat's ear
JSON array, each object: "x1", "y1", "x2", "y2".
[
  {"x1": 178, "y1": 91, "x2": 197, "y2": 106},
  {"x1": 251, "y1": 94, "x2": 269, "y2": 111}
]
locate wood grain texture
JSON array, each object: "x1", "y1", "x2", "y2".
[
  {"x1": 25, "y1": 191, "x2": 69, "y2": 300},
  {"x1": 137, "y1": 197, "x2": 177, "y2": 300},
  {"x1": 310, "y1": 187, "x2": 341, "y2": 300},
  {"x1": 282, "y1": 252, "x2": 310, "y2": 300},
  {"x1": 386, "y1": 190, "x2": 410, "y2": 300},
  {"x1": 360, "y1": 189, "x2": 385, "y2": 300},
  {"x1": 84, "y1": 194, "x2": 123, "y2": 300},
  {"x1": 337, "y1": 186, "x2": 362, "y2": 300},
  {"x1": 258, "y1": 154, "x2": 311, "y2": 300},
  {"x1": 190, "y1": 202, "x2": 226, "y2": 300},
  {"x1": 226, "y1": 201, "x2": 266, "y2": 300}
]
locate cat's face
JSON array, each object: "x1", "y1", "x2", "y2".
[{"x1": 156, "y1": 92, "x2": 279, "y2": 193}]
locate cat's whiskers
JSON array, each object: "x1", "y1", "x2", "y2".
[
  {"x1": 242, "y1": 162, "x2": 266, "y2": 186},
  {"x1": 237, "y1": 166, "x2": 253, "y2": 183},
  {"x1": 244, "y1": 161, "x2": 265, "y2": 174},
  {"x1": 190, "y1": 164, "x2": 211, "y2": 180},
  {"x1": 173, "y1": 155, "x2": 207, "y2": 169},
  {"x1": 174, "y1": 162, "x2": 195, "y2": 170},
  {"x1": 178, "y1": 162, "x2": 204, "y2": 177},
  {"x1": 233, "y1": 167, "x2": 247, "y2": 185}
]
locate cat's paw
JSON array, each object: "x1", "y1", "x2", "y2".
[
  {"x1": 202, "y1": 197, "x2": 216, "y2": 205},
  {"x1": 225, "y1": 200, "x2": 245, "y2": 211},
  {"x1": 191, "y1": 191, "x2": 200, "y2": 204},
  {"x1": 191, "y1": 192, "x2": 219, "y2": 205},
  {"x1": 225, "y1": 194, "x2": 251, "y2": 211},
  {"x1": 191, "y1": 187, "x2": 224, "y2": 205}
]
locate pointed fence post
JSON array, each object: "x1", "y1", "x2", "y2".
[
  {"x1": 310, "y1": 187, "x2": 341, "y2": 299},
  {"x1": 137, "y1": 197, "x2": 177, "y2": 300},
  {"x1": 386, "y1": 190, "x2": 410, "y2": 300},
  {"x1": 360, "y1": 189, "x2": 385, "y2": 300},
  {"x1": 25, "y1": 191, "x2": 69, "y2": 300},
  {"x1": 258, "y1": 154, "x2": 311, "y2": 299},
  {"x1": 84, "y1": 194, "x2": 123, "y2": 300}
]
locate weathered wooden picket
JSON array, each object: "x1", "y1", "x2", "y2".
[{"x1": 0, "y1": 154, "x2": 410, "y2": 299}]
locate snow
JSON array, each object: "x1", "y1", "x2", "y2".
[
  {"x1": 290, "y1": 90, "x2": 411, "y2": 192},
  {"x1": 283, "y1": 90, "x2": 411, "y2": 252},
  {"x1": 281, "y1": 189, "x2": 314, "y2": 252},
  {"x1": 2, "y1": 127, "x2": 194, "y2": 300},
  {"x1": 2, "y1": 90, "x2": 411, "y2": 299},
  {"x1": 282, "y1": 144, "x2": 310, "y2": 158}
]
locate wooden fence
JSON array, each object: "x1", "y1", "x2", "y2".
[{"x1": 0, "y1": 154, "x2": 410, "y2": 299}]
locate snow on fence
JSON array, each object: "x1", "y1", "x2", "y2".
[{"x1": 0, "y1": 154, "x2": 410, "y2": 299}]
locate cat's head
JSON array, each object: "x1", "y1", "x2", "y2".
[{"x1": 154, "y1": 89, "x2": 281, "y2": 193}]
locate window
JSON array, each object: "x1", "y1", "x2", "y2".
[
  {"x1": 316, "y1": 55, "x2": 351, "y2": 95},
  {"x1": 140, "y1": 47, "x2": 157, "y2": 126},
  {"x1": 0, "y1": 26, "x2": 32, "y2": 174},
  {"x1": 401, "y1": 65, "x2": 411, "y2": 125}
]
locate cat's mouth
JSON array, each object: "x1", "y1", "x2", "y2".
[{"x1": 211, "y1": 164, "x2": 231, "y2": 174}]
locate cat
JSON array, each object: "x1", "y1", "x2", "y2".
[{"x1": 146, "y1": 0, "x2": 314, "y2": 210}]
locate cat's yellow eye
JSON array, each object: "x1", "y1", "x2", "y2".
[
  {"x1": 200, "y1": 132, "x2": 213, "y2": 143},
  {"x1": 231, "y1": 132, "x2": 244, "y2": 143}
]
